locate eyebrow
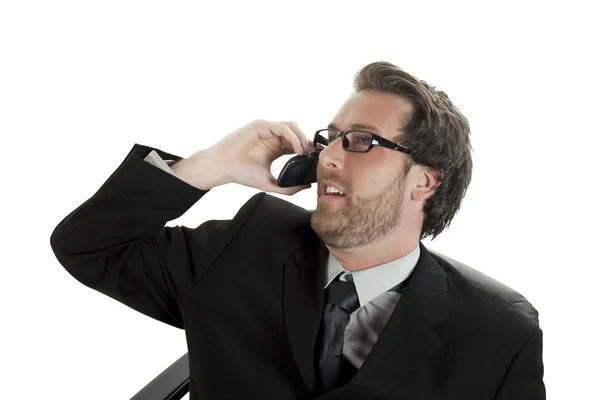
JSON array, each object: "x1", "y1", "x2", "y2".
[{"x1": 327, "y1": 122, "x2": 381, "y2": 135}]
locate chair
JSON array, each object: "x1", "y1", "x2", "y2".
[{"x1": 130, "y1": 353, "x2": 190, "y2": 400}]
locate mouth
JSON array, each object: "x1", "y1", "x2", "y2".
[{"x1": 319, "y1": 181, "x2": 347, "y2": 198}]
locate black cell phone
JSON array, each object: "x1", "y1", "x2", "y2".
[{"x1": 277, "y1": 151, "x2": 319, "y2": 187}]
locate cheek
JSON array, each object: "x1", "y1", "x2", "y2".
[{"x1": 350, "y1": 162, "x2": 395, "y2": 195}]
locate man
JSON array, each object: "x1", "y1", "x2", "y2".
[{"x1": 50, "y1": 61, "x2": 545, "y2": 399}]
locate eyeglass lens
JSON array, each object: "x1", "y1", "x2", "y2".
[{"x1": 315, "y1": 129, "x2": 373, "y2": 152}]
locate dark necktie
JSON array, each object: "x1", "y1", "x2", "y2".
[
  {"x1": 315, "y1": 275, "x2": 409, "y2": 393},
  {"x1": 315, "y1": 274, "x2": 360, "y2": 392}
]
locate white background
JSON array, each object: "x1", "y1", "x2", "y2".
[{"x1": 1, "y1": 1, "x2": 598, "y2": 399}]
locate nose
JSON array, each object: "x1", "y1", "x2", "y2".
[{"x1": 318, "y1": 136, "x2": 345, "y2": 171}]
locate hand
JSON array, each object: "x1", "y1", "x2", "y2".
[{"x1": 202, "y1": 119, "x2": 313, "y2": 195}]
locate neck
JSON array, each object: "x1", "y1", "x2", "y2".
[{"x1": 325, "y1": 227, "x2": 420, "y2": 271}]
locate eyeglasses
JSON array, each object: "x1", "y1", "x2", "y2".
[{"x1": 313, "y1": 128, "x2": 416, "y2": 156}]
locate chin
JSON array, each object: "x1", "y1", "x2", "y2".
[{"x1": 310, "y1": 212, "x2": 348, "y2": 244}]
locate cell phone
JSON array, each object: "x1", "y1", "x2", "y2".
[{"x1": 277, "y1": 151, "x2": 319, "y2": 187}]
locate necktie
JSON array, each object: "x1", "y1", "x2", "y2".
[
  {"x1": 316, "y1": 274, "x2": 360, "y2": 392},
  {"x1": 315, "y1": 275, "x2": 410, "y2": 392}
]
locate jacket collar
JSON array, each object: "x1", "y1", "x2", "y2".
[
  {"x1": 325, "y1": 244, "x2": 421, "y2": 306},
  {"x1": 283, "y1": 239, "x2": 449, "y2": 398}
]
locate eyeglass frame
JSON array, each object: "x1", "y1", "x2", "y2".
[{"x1": 313, "y1": 128, "x2": 417, "y2": 156}]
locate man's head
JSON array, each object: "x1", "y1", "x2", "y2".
[{"x1": 310, "y1": 61, "x2": 473, "y2": 250}]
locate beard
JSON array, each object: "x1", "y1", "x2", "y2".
[{"x1": 310, "y1": 174, "x2": 405, "y2": 249}]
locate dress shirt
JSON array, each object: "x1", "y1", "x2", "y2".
[{"x1": 143, "y1": 150, "x2": 420, "y2": 370}]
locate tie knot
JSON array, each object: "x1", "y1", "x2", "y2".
[{"x1": 325, "y1": 277, "x2": 359, "y2": 314}]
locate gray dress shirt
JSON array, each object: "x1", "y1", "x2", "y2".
[{"x1": 143, "y1": 150, "x2": 420, "y2": 369}]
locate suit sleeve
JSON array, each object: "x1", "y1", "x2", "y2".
[
  {"x1": 49, "y1": 143, "x2": 248, "y2": 329},
  {"x1": 495, "y1": 327, "x2": 546, "y2": 400}
]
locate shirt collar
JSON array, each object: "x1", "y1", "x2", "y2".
[{"x1": 324, "y1": 243, "x2": 420, "y2": 307}]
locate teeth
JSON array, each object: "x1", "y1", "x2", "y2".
[{"x1": 326, "y1": 186, "x2": 344, "y2": 195}]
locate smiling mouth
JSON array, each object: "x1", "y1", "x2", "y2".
[
  {"x1": 319, "y1": 190, "x2": 346, "y2": 199},
  {"x1": 321, "y1": 182, "x2": 347, "y2": 196}
]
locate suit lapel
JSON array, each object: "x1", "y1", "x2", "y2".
[
  {"x1": 353, "y1": 242, "x2": 448, "y2": 396},
  {"x1": 315, "y1": 242, "x2": 450, "y2": 399},
  {"x1": 283, "y1": 238, "x2": 329, "y2": 392},
  {"x1": 283, "y1": 238, "x2": 449, "y2": 399}
]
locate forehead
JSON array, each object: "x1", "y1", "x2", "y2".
[{"x1": 331, "y1": 89, "x2": 414, "y2": 139}]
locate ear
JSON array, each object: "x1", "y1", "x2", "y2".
[{"x1": 411, "y1": 167, "x2": 444, "y2": 201}]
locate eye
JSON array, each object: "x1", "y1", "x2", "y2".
[{"x1": 352, "y1": 135, "x2": 370, "y2": 145}]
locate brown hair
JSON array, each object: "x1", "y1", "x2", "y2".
[{"x1": 353, "y1": 61, "x2": 473, "y2": 240}]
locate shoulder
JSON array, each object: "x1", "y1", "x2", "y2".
[
  {"x1": 427, "y1": 248, "x2": 540, "y2": 336},
  {"x1": 244, "y1": 192, "x2": 313, "y2": 228},
  {"x1": 213, "y1": 192, "x2": 313, "y2": 242},
  {"x1": 253, "y1": 192, "x2": 312, "y2": 218},
  {"x1": 424, "y1": 248, "x2": 545, "y2": 388}
]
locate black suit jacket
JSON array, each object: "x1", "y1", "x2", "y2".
[{"x1": 50, "y1": 143, "x2": 545, "y2": 399}]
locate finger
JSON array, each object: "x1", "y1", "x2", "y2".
[
  {"x1": 267, "y1": 144, "x2": 296, "y2": 164},
  {"x1": 266, "y1": 121, "x2": 304, "y2": 155},
  {"x1": 254, "y1": 119, "x2": 301, "y2": 154},
  {"x1": 278, "y1": 121, "x2": 310, "y2": 153},
  {"x1": 279, "y1": 145, "x2": 297, "y2": 155},
  {"x1": 279, "y1": 137, "x2": 297, "y2": 153}
]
